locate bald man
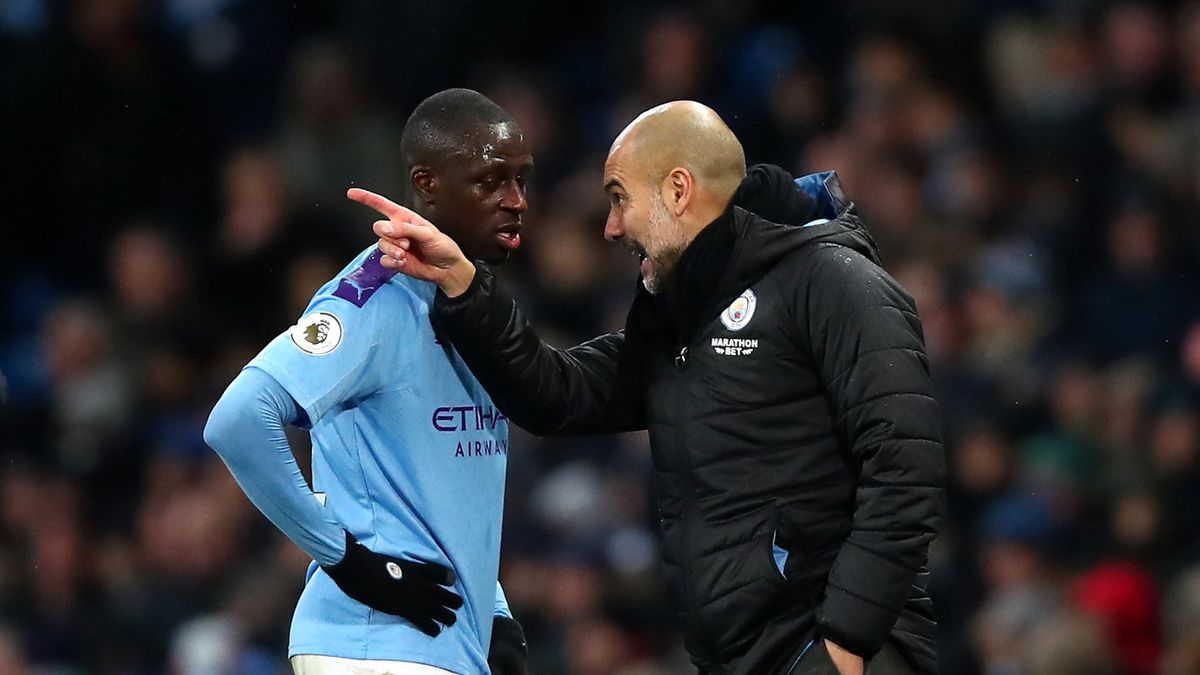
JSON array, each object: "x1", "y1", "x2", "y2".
[{"x1": 363, "y1": 101, "x2": 945, "y2": 675}]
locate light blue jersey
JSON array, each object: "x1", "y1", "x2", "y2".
[{"x1": 248, "y1": 247, "x2": 510, "y2": 673}]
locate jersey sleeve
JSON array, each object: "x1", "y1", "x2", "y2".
[
  {"x1": 493, "y1": 580, "x2": 513, "y2": 619},
  {"x1": 204, "y1": 367, "x2": 347, "y2": 565},
  {"x1": 249, "y1": 295, "x2": 407, "y2": 424}
]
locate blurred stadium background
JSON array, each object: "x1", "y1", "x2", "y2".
[{"x1": 2, "y1": 0, "x2": 1200, "y2": 673}]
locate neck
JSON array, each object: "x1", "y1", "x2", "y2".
[
  {"x1": 651, "y1": 202, "x2": 738, "y2": 341},
  {"x1": 678, "y1": 192, "x2": 732, "y2": 247}
]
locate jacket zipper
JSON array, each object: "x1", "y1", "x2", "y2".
[
  {"x1": 670, "y1": 271, "x2": 751, "y2": 672},
  {"x1": 673, "y1": 344, "x2": 723, "y2": 671}
]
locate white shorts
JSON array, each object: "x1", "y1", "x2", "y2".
[{"x1": 290, "y1": 654, "x2": 459, "y2": 675}]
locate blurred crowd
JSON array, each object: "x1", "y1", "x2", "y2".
[{"x1": 2, "y1": 0, "x2": 1200, "y2": 673}]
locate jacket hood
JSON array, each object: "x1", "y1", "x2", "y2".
[{"x1": 723, "y1": 165, "x2": 879, "y2": 297}]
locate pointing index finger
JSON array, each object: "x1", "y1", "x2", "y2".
[{"x1": 347, "y1": 187, "x2": 406, "y2": 219}]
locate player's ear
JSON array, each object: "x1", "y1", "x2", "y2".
[{"x1": 412, "y1": 167, "x2": 436, "y2": 204}]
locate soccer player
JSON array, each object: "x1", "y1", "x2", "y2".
[{"x1": 203, "y1": 89, "x2": 533, "y2": 675}]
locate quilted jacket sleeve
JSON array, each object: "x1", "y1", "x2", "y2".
[
  {"x1": 802, "y1": 243, "x2": 946, "y2": 658},
  {"x1": 432, "y1": 264, "x2": 647, "y2": 436}
]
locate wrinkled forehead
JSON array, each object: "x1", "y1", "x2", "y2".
[{"x1": 603, "y1": 139, "x2": 635, "y2": 185}]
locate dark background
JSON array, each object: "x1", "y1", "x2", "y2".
[{"x1": 2, "y1": 1, "x2": 1200, "y2": 673}]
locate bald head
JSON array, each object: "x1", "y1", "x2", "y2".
[
  {"x1": 609, "y1": 101, "x2": 746, "y2": 203},
  {"x1": 602, "y1": 102, "x2": 747, "y2": 294}
]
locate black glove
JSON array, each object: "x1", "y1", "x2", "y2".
[
  {"x1": 322, "y1": 531, "x2": 463, "y2": 637},
  {"x1": 488, "y1": 615, "x2": 530, "y2": 675}
]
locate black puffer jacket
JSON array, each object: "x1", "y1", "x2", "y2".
[{"x1": 434, "y1": 166, "x2": 945, "y2": 674}]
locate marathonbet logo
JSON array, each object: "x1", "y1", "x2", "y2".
[{"x1": 711, "y1": 337, "x2": 758, "y2": 357}]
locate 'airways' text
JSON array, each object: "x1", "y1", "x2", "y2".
[{"x1": 455, "y1": 439, "x2": 508, "y2": 458}]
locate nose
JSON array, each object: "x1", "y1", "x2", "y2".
[
  {"x1": 500, "y1": 181, "x2": 528, "y2": 215},
  {"x1": 604, "y1": 209, "x2": 624, "y2": 242}
]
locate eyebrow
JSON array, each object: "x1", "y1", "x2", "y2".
[
  {"x1": 474, "y1": 156, "x2": 534, "y2": 172},
  {"x1": 479, "y1": 155, "x2": 535, "y2": 168},
  {"x1": 604, "y1": 178, "x2": 623, "y2": 193}
]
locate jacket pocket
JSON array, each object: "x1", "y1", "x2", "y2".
[
  {"x1": 772, "y1": 532, "x2": 790, "y2": 580},
  {"x1": 686, "y1": 506, "x2": 794, "y2": 661}
]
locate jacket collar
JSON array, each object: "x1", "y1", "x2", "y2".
[{"x1": 627, "y1": 165, "x2": 880, "y2": 346}]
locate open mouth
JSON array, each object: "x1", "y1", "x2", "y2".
[
  {"x1": 497, "y1": 224, "x2": 522, "y2": 250},
  {"x1": 626, "y1": 244, "x2": 650, "y2": 275}
]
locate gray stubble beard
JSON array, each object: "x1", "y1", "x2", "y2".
[{"x1": 641, "y1": 191, "x2": 686, "y2": 295}]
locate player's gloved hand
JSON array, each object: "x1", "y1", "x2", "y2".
[
  {"x1": 487, "y1": 614, "x2": 530, "y2": 672},
  {"x1": 322, "y1": 531, "x2": 463, "y2": 637},
  {"x1": 487, "y1": 615, "x2": 530, "y2": 675}
]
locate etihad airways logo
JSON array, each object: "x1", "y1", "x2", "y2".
[
  {"x1": 432, "y1": 405, "x2": 509, "y2": 459},
  {"x1": 432, "y1": 405, "x2": 509, "y2": 432}
]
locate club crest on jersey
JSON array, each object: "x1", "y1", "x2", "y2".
[
  {"x1": 720, "y1": 289, "x2": 757, "y2": 331},
  {"x1": 290, "y1": 311, "x2": 344, "y2": 356}
]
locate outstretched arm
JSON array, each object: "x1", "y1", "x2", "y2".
[{"x1": 348, "y1": 188, "x2": 645, "y2": 435}]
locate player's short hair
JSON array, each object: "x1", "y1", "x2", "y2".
[{"x1": 400, "y1": 88, "x2": 513, "y2": 177}]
